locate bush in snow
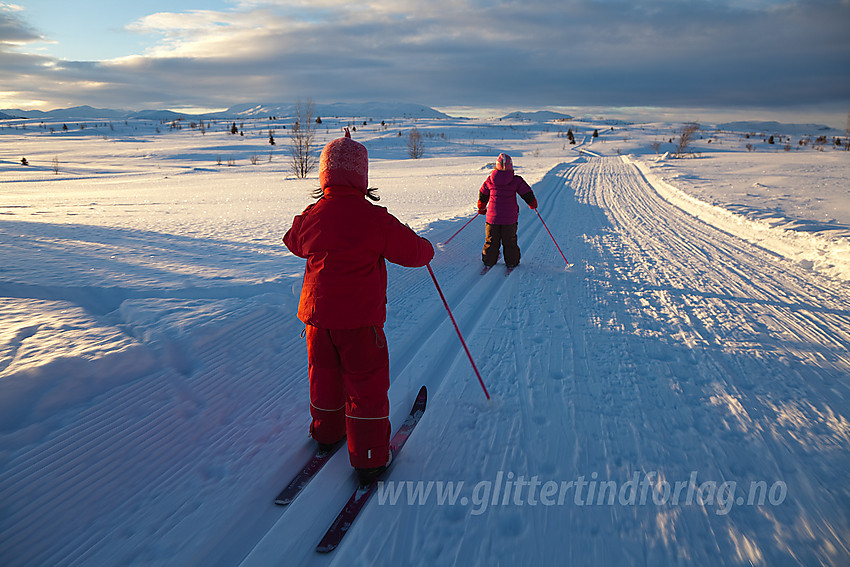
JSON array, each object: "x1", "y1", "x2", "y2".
[
  {"x1": 407, "y1": 128, "x2": 425, "y2": 159},
  {"x1": 675, "y1": 122, "x2": 700, "y2": 157},
  {"x1": 289, "y1": 99, "x2": 318, "y2": 178}
]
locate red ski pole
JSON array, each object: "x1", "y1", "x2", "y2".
[
  {"x1": 426, "y1": 263, "x2": 490, "y2": 400},
  {"x1": 440, "y1": 213, "x2": 479, "y2": 246},
  {"x1": 535, "y1": 210, "x2": 571, "y2": 267}
]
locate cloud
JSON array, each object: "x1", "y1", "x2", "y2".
[
  {"x1": 0, "y1": 2, "x2": 43, "y2": 45},
  {"x1": 1, "y1": 0, "x2": 848, "y2": 112}
]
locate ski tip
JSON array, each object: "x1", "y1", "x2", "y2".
[{"x1": 316, "y1": 542, "x2": 337, "y2": 554}]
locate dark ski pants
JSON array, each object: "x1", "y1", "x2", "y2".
[
  {"x1": 305, "y1": 324, "x2": 391, "y2": 469},
  {"x1": 482, "y1": 222, "x2": 520, "y2": 267}
]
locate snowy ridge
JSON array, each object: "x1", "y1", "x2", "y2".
[{"x1": 629, "y1": 156, "x2": 850, "y2": 282}]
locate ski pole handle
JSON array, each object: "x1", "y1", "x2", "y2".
[
  {"x1": 440, "y1": 213, "x2": 479, "y2": 246},
  {"x1": 535, "y1": 210, "x2": 571, "y2": 267},
  {"x1": 426, "y1": 263, "x2": 490, "y2": 400}
]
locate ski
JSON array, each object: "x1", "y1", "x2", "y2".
[
  {"x1": 505, "y1": 265, "x2": 517, "y2": 276},
  {"x1": 481, "y1": 254, "x2": 501, "y2": 274},
  {"x1": 274, "y1": 438, "x2": 346, "y2": 506},
  {"x1": 316, "y1": 385, "x2": 428, "y2": 553}
]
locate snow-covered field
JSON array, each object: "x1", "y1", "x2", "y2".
[{"x1": 1, "y1": 112, "x2": 848, "y2": 566}]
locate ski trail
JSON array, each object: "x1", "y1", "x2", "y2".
[
  {"x1": 314, "y1": 156, "x2": 849, "y2": 566},
  {"x1": 236, "y1": 164, "x2": 576, "y2": 566}
]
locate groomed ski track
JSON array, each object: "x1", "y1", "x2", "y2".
[
  {"x1": 243, "y1": 155, "x2": 850, "y2": 566},
  {"x1": 1, "y1": 156, "x2": 848, "y2": 566}
]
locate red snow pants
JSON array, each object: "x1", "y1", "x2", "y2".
[{"x1": 305, "y1": 324, "x2": 391, "y2": 469}]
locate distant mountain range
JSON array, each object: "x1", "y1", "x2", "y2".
[
  {"x1": 3, "y1": 106, "x2": 840, "y2": 133},
  {"x1": 224, "y1": 102, "x2": 452, "y2": 120},
  {"x1": 1, "y1": 103, "x2": 576, "y2": 123},
  {"x1": 0, "y1": 103, "x2": 452, "y2": 121},
  {"x1": 501, "y1": 110, "x2": 573, "y2": 121}
]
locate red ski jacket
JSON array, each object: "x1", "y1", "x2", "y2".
[{"x1": 283, "y1": 186, "x2": 434, "y2": 329}]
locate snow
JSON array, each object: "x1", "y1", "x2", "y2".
[{"x1": 1, "y1": 112, "x2": 849, "y2": 566}]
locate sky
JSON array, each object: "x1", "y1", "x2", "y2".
[{"x1": 1, "y1": 0, "x2": 849, "y2": 126}]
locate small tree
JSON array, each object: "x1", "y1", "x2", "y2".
[
  {"x1": 407, "y1": 128, "x2": 425, "y2": 159},
  {"x1": 289, "y1": 99, "x2": 318, "y2": 178},
  {"x1": 269, "y1": 130, "x2": 276, "y2": 146},
  {"x1": 675, "y1": 122, "x2": 700, "y2": 157},
  {"x1": 845, "y1": 112, "x2": 850, "y2": 150}
]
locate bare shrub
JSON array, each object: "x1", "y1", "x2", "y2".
[
  {"x1": 407, "y1": 128, "x2": 425, "y2": 159},
  {"x1": 289, "y1": 99, "x2": 318, "y2": 178},
  {"x1": 675, "y1": 122, "x2": 700, "y2": 157}
]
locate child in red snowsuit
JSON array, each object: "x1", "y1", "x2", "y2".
[
  {"x1": 477, "y1": 153, "x2": 537, "y2": 268},
  {"x1": 283, "y1": 129, "x2": 434, "y2": 485}
]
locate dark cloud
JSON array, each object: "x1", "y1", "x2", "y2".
[
  {"x1": 1, "y1": 0, "x2": 848, "y2": 113},
  {"x1": 0, "y1": 6, "x2": 42, "y2": 44}
]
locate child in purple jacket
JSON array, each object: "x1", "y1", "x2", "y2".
[{"x1": 477, "y1": 153, "x2": 537, "y2": 268}]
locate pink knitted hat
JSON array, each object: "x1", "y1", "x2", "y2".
[
  {"x1": 495, "y1": 153, "x2": 513, "y2": 171},
  {"x1": 319, "y1": 127, "x2": 368, "y2": 192}
]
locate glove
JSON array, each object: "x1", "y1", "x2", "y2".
[
  {"x1": 477, "y1": 200, "x2": 487, "y2": 215},
  {"x1": 528, "y1": 198, "x2": 538, "y2": 210}
]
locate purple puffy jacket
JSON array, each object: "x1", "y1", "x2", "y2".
[{"x1": 479, "y1": 169, "x2": 536, "y2": 225}]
